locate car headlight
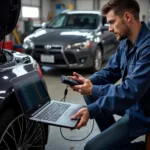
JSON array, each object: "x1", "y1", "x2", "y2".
[
  {"x1": 23, "y1": 39, "x2": 35, "y2": 50},
  {"x1": 67, "y1": 40, "x2": 91, "y2": 50}
]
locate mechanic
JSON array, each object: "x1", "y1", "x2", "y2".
[{"x1": 70, "y1": 0, "x2": 150, "y2": 149}]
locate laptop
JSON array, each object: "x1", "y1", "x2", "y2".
[{"x1": 10, "y1": 70, "x2": 84, "y2": 129}]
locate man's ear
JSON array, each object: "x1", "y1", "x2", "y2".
[{"x1": 123, "y1": 12, "x2": 132, "y2": 23}]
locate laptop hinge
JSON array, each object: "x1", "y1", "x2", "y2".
[{"x1": 31, "y1": 102, "x2": 50, "y2": 117}]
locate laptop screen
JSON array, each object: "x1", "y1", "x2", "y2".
[{"x1": 11, "y1": 71, "x2": 50, "y2": 117}]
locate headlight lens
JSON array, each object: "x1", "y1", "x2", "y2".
[
  {"x1": 67, "y1": 40, "x2": 91, "y2": 50},
  {"x1": 23, "y1": 39, "x2": 35, "y2": 49}
]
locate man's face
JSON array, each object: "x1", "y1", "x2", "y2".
[{"x1": 106, "y1": 10, "x2": 130, "y2": 41}]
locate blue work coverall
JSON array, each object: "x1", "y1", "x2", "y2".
[{"x1": 85, "y1": 22, "x2": 150, "y2": 149}]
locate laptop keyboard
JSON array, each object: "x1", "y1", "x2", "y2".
[{"x1": 36, "y1": 102, "x2": 71, "y2": 122}]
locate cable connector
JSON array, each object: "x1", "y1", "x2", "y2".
[
  {"x1": 60, "y1": 85, "x2": 68, "y2": 102},
  {"x1": 64, "y1": 86, "x2": 68, "y2": 97}
]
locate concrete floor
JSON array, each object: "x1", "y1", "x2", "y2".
[{"x1": 41, "y1": 60, "x2": 145, "y2": 150}]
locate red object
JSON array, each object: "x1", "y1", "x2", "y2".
[
  {"x1": 14, "y1": 44, "x2": 23, "y2": 53},
  {"x1": 16, "y1": 48, "x2": 22, "y2": 52},
  {"x1": 37, "y1": 63, "x2": 43, "y2": 78},
  {"x1": 0, "y1": 40, "x2": 13, "y2": 50},
  {"x1": 0, "y1": 41, "x2": 23, "y2": 53}
]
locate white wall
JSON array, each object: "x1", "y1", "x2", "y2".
[
  {"x1": 18, "y1": 0, "x2": 40, "y2": 34},
  {"x1": 22, "y1": 0, "x2": 40, "y2": 6},
  {"x1": 138, "y1": 0, "x2": 149, "y2": 23},
  {"x1": 17, "y1": 0, "x2": 52, "y2": 34},
  {"x1": 76, "y1": 0, "x2": 93, "y2": 10},
  {"x1": 42, "y1": 0, "x2": 52, "y2": 22}
]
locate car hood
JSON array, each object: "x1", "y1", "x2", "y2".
[{"x1": 31, "y1": 28, "x2": 94, "y2": 45}]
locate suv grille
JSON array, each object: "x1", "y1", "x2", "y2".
[
  {"x1": 65, "y1": 52, "x2": 77, "y2": 64},
  {"x1": 35, "y1": 45, "x2": 62, "y2": 50},
  {"x1": 32, "y1": 45, "x2": 77, "y2": 65}
]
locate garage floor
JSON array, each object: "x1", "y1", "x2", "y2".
[{"x1": 41, "y1": 63, "x2": 145, "y2": 150}]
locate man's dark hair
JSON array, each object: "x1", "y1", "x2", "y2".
[{"x1": 101, "y1": 0, "x2": 140, "y2": 20}]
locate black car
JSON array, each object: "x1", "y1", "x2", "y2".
[
  {"x1": 0, "y1": 0, "x2": 48, "y2": 149},
  {"x1": 23, "y1": 10, "x2": 118, "y2": 72}
]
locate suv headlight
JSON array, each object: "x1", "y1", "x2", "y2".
[
  {"x1": 67, "y1": 40, "x2": 91, "y2": 50},
  {"x1": 23, "y1": 39, "x2": 35, "y2": 50}
]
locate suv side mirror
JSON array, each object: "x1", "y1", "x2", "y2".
[
  {"x1": 42, "y1": 22, "x2": 47, "y2": 28},
  {"x1": 101, "y1": 16, "x2": 109, "y2": 31},
  {"x1": 101, "y1": 25, "x2": 109, "y2": 31},
  {"x1": 102, "y1": 16, "x2": 107, "y2": 25}
]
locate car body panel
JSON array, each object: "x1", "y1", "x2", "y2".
[
  {"x1": 23, "y1": 10, "x2": 118, "y2": 71},
  {"x1": 0, "y1": 0, "x2": 49, "y2": 146},
  {"x1": 0, "y1": 50, "x2": 37, "y2": 109},
  {"x1": 0, "y1": 50, "x2": 49, "y2": 144}
]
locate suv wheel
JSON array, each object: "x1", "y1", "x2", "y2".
[
  {"x1": 0, "y1": 109, "x2": 46, "y2": 150},
  {"x1": 91, "y1": 47, "x2": 103, "y2": 72}
]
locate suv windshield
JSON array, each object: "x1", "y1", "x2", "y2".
[{"x1": 47, "y1": 13, "x2": 99, "y2": 29}]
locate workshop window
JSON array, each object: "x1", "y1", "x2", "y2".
[{"x1": 22, "y1": 6, "x2": 39, "y2": 18}]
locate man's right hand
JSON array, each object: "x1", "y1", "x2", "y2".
[{"x1": 69, "y1": 72, "x2": 93, "y2": 96}]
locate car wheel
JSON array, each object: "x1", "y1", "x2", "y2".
[
  {"x1": 0, "y1": 109, "x2": 46, "y2": 150},
  {"x1": 91, "y1": 47, "x2": 103, "y2": 72}
]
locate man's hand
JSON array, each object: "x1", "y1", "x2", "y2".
[
  {"x1": 71, "y1": 107, "x2": 90, "y2": 129},
  {"x1": 69, "y1": 72, "x2": 93, "y2": 95}
]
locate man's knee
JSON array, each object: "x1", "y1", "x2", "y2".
[
  {"x1": 84, "y1": 141, "x2": 94, "y2": 150},
  {"x1": 84, "y1": 142, "x2": 124, "y2": 150},
  {"x1": 84, "y1": 140, "x2": 108, "y2": 150}
]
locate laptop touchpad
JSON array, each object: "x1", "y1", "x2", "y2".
[{"x1": 65, "y1": 109, "x2": 78, "y2": 116}]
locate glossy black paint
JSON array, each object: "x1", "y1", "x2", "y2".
[
  {"x1": 0, "y1": 50, "x2": 49, "y2": 144},
  {"x1": 0, "y1": 50, "x2": 37, "y2": 111}
]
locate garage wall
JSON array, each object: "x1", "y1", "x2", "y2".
[
  {"x1": 22, "y1": 0, "x2": 40, "y2": 6},
  {"x1": 21, "y1": 0, "x2": 52, "y2": 22},
  {"x1": 17, "y1": 0, "x2": 52, "y2": 34},
  {"x1": 9, "y1": 0, "x2": 150, "y2": 42},
  {"x1": 138, "y1": 0, "x2": 149, "y2": 23},
  {"x1": 99, "y1": 0, "x2": 109, "y2": 9},
  {"x1": 42, "y1": 0, "x2": 52, "y2": 22},
  {"x1": 76, "y1": 0, "x2": 93, "y2": 10},
  {"x1": 99, "y1": 0, "x2": 149, "y2": 24},
  {"x1": 51, "y1": 0, "x2": 149, "y2": 22},
  {"x1": 18, "y1": 0, "x2": 41, "y2": 34},
  {"x1": 51, "y1": 0, "x2": 71, "y2": 15},
  {"x1": 50, "y1": 0, "x2": 94, "y2": 11}
]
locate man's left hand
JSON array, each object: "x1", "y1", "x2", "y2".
[{"x1": 71, "y1": 107, "x2": 90, "y2": 129}]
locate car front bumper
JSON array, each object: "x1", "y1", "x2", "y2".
[{"x1": 25, "y1": 46, "x2": 94, "y2": 69}]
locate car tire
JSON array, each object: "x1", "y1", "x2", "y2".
[
  {"x1": 91, "y1": 47, "x2": 103, "y2": 72},
  {"x1": 0, "y1": 108, "x2": 46, "y2": 150}
]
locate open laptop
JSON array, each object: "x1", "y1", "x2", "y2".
[{"x1": 10, "y1": 70, "x2": 83, "y2": 129}]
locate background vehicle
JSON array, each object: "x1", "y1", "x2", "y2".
[
  {"x1": 0, "y1": 0, "x2": 48, "y2": 149},
  {"x1": 23, "y1": 10, "x2": 118, "y2": 72}
]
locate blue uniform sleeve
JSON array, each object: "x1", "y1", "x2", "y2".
[
  {"x1": 89, "y1": 47, "x2": 122, "y2": 86},
  {"x1": 88, "y1": 47, "x2": 150, "y2": 119},
  {"x1": 90, "y1": 46, "x2": 122, "y2": 100}
]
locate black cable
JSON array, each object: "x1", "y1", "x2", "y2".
[
  {"x1": 60, "y1": 85, "x2": 68, "y2": 102},
  {"x1": 1, "y1": 26, "x2": 7, "y2": 53},
  {"x1": 0, "y1": 26, "x2": 7, "y2": 63},
  {"x1": 59, "y1": 85, "x2": 95, "y2": 141},
  {"x1": 60, "y1": 119, "x2": 94, "y2": 141}
]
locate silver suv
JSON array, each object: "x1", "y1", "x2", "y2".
[{"x1": 23, "y1": 10, "x2": 118, "y2": 72}]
